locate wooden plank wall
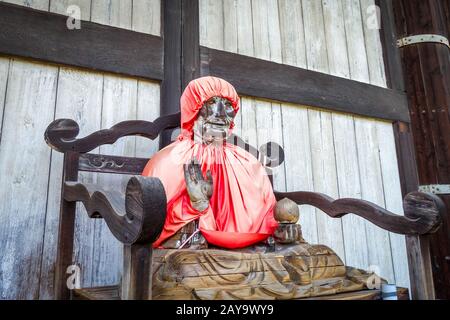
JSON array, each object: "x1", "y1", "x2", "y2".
[
  {"x1": 0, "y1": 0, "x2": 161, "y2": 35},
  {"x1": 200, "y1": 0, "x2": 409, "y2": 289},
  {"x1": 0, "y1": 0, "x2": 161, "y2": 299}
]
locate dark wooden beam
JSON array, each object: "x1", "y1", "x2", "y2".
[
  {"x1": 0, "y1": 2, "x2": 163, "y2": 80},
  {"x1": 200, "y1": 46, "x2": 410, "y2": 123},
  {"x1": 181, "y1": 0, "x2": 201, "y2": 88},
  {"x1": 392, "y1": 0, "x2": 450, "y2": 299},
  {"x1": 160, "y1": 0, "x2": 182, "y2": 147}
]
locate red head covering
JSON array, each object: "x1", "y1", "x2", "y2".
[
  {"x1": 142, "y1": 76, "x2": 278, "y2": 249},
  {"x1": 180, "y1": 76, "x2": 240, "y2": 132}
]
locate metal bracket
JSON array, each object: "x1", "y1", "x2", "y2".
[
  {"x1": 397, "y1": 34, "x2": 450, "y2": 49},
  {"x1": 419, "y1": 184, "x2": 450, "y2": 195}
]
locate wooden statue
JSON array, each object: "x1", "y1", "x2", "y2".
[{"x1": 44, "y1": 77, "x2": 445, "y2": 300}]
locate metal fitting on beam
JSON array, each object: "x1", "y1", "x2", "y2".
[{"x1": 397, "y1": 34, "x2": 450, "y2": 49}]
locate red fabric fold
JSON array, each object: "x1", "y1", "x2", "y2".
[{"x1": 142, "y1": 76, "x2": 278, "y2": 249}]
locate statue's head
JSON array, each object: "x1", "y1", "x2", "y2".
[
  {"x1": 179, "y1": 77, "x2": 240, "y2": 144},
  {"x1": 194, "y1": 96, "x2": 236, "y2": 144}
]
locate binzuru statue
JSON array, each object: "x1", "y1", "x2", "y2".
[{"x1": 142, "y1": 77, "x2": 382, "y2": 300}]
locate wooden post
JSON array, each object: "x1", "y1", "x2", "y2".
[
  {"x1": 54, "y1": 151, "x2": 79, "y2": 300},
  {"x1": 121, "y1": 244, "x2": 154, "y2": 300},
  {"x1": 160, "y1": 0, "x2": 182, "y2": 147},
  {"x1": 160, "y1": 0, "x2": 200, "y2": 148},
  {"x1": 391, "y1": 0, "x2": 450, "y2": 299}
]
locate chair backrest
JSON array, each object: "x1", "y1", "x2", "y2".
[{"x1": 45, "y1": 112, "x2": 285, "y2": 177}]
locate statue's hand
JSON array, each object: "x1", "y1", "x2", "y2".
[{"x1": 183, "y1": 158, "x2": 213, "y2": 212}]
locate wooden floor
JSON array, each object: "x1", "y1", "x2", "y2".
[{"x1": 73, "y1": 286, "x2": 410, "y2": 301}]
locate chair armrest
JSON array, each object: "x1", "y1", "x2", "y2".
[
  {"x1": 274, "y1": 191, "x2": 444, "y2": 235},
  {"x1": 64, "y1": 176, "x2": 167, "y2": 245}
]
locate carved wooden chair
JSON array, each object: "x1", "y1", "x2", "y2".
[{"x1": 45, "y1": 112, "x2": 445, "y2": 300}]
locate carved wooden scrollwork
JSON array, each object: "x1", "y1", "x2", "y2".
[
  {"x1": 274, "y1": 191, "x2": 444, "y2": 236},
  {"x1": 45, "y1": 113, "x2": 285, "y2": 169},
  {"x1": 45, "y1": 113, "x2": 181, "y2": 154},
  {"x1": 64, "y1": 176, "x2": 167, "y2": 245}
]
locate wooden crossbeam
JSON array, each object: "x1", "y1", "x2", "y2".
[
  {"x1": 0, "y1": 2, "x2": 164, "y2": 80},
  {"x1": 200, "y1": 47, "x2": 410, "y2": 123}
]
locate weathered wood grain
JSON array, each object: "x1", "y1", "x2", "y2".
[
  {"x1": 1, "y1": 0, "x2": 48, "y2": 10},
  {"x1": 92, "y1": 75, "x2": 137, "y2": 287},
  {"x1": 4, "y1": 0, "x2": 161, "y2": 36},
  {"x1": 201, "y1": 47, "x2": 409, "y2": 123},
  {"x1": 322, "y1": 0, "x2": 368, "y2": 271},
  {"x1": 393, "y1": 0, "x2": 450, "y2": 299},
  {"x1": 63, "y1": 177, "x2": 167, "y2": 245},
  {"x1": 0, "y1": 2, "x2": 164, "y2": 81},
  {"x1": 39, "y1": 67, "x2": 103, "y2": 298},
  {"x1": 49, "y1": 0, "x2": 91, "y2": 19},
  {"x1": 132, "y1": 0, "x2": 161, "y2": 36},
  {"x1": 0, "y1": 60, "x2": 58, "y2": 299},
  {"x1": 0, "y1": 58, "x2": 9, "y2": 137},
  {"x1": 281, "y1": 104, "x2": 317, "y2": 244},
  {"x1": 274, "y1": 191, "x2": 443, "y2": 236},
  {"x1": 303, "y1": 0, "x2": 346, "y2": 261},
  {"x1": 45, "y1": 114, "x2": 180, "y2": 154}
]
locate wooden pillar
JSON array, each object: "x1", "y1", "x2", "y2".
[
  {"x1": 392, "y1": 0, "x2": 450, "y2": 299},
  {"x1": 121, "y1": 244, "x2": 154, "y2": 300},
  {"x1": 160, "y1": 0, "x2": 182, "y2": 147},
  {"x1": 160, "y1": 0, "x2": 200, "y2": 148}
]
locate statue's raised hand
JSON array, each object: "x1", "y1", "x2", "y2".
[{"x1": 183, "y1": 158, "x2": 213, "y2": 212}]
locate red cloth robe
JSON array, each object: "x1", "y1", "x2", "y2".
[{"x1": 142, "y1": 76, "x2": 278, "y2": 249}]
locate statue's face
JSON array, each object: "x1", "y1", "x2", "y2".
[{"x1": 194, "y1": 96, "x2": 236, "y2": 145}]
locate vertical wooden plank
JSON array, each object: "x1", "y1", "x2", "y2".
[
  {"x1": 223, "y1": 0, "x2": 238, "y2": 53},
  {"x1": 361, "y1": 0, "x2": 410, "y2": 288},
  {"x1": 240, "y1": 97, "x2": 258, "y2": 149},
  {"x1": 308, "y1": 110, "x2": 346, "y2": 259},
  {"x1": 0, "y1": 58, "x2": 9, "y2": 137},
  {"x1": 202, "y1": 0, "x2": 224, "y2": 50},
  {"x1": 354, "y1": 117, "x2": 396, "y2": 284},
  {"x1": 302, "y1": 0, "x2": 328, "y2": 72},
  {"x1": 236, "y1": 0, "x2": 254, "y2": 57},
  {"x1": 251, "y1": 0, "x2": 285, "y2": 191},
  {"x1": 132, "y1": 0, "x2": 161, "y2": 36},
  {"x1": 322, "y1": 0, "x2": 350, "y2": 79},
  {"x1": 362, "y1": 0, "x2": 410, "y2": 289},
  {"x1": 199, "y1": 0, "x2": 208, "y2": 47},
  {"x1": 322, "y1": 0, "x2": 368, "y2": 270},
  {"x1": 302, "y1": 0, "x2": 345, "y2": 257},
  {"x1": 91, "y1": 0, "x2": 132, "y2": 29},
  {"x1": 332, "y1": 113, "x2": 369, "y2": 269},
  {"x1": 251, "y1": 0, "x2": 270, "y2": 61},
  {"x1": 278, "y1": 0, "x2": 307, "y2": 68},
  {"x1": 342, "y1": 0, "x2": 370, "y2": 82},
  {"x1": 49, "y1": 0, "x2": 91, "y2": 19},
  {"x1": 377, "y1": 121, "x2": 410, "y2": 288},
  {"x1": 360, "y1": 0, "x2": 387, "y2": 87},
  {"x1": 135, "y1": 81, "x2": 160, "y2": 158},
  {"x1": 39, "y1": 67, "x2": 103, "y2": 298},
  {"x1": 267, "y1": 0, "x2": 282, "y2": 64},
  {"x1": 281, "y1": 103, "x2": 317, "y2": 243},
  {"x1": 92, "y1": 75, "x2": 138, "y2": 287},
  {"x1": 235, "y1": 0, "x2": 256, "y2": 149},
  {"x1": 342, "y1": 0, "x2": 396, "y2": 284},
  {"x1": 1, "y1": 0, "x2": 49, "y2": 10},
  {"x1": 363, "y1": 0, "x2": 409, "y2": 289},
  {"x1": 222, "y1": 0, "x2": 242, "y2": 135},
  {"x1": 0, "y1": 59, "x2": 58, "y2": 299}
]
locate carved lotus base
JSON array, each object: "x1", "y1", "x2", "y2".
[{"x1": 151, "y1": 243, "x2": 382, "y2": 300}]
